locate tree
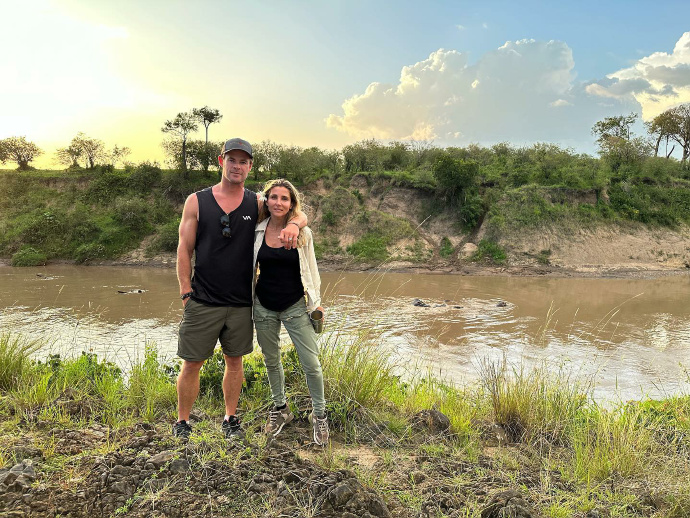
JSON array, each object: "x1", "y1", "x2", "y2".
[
  {"x1": 187, "y1": 140, "x2": 221, "y2": 172},
  {"x1": 668, "y1": 104, "x2": 690, "y2": 163},
  {"x1": 252, "y1": 140, "x2": 282, "y2": 181},
  {"x1": 646, "y1": 110, "x2": 678, "y2": 158},
  {"x1": 55, "y1": 144, "x2": 82, "y2": 169},
  {"x1": 591, "y1": 113, "x2": 651, "y2": 171},
  {"x1": 0, "y1": 136, "x2": 42, "y2": 170},
  {"x1": 192, "y1": 106, "x2": 223, "y2": 144},
  {"x1": 592, "y1": 113, "x2": 638, "y2": 145},
  {"x1": 432, "y1": 154, "x2": 479, "y2": 200},
  {"x1": 70, "y1": 132, "x2": 106, "y2": 169},
  {"x1": 110, "y1": 145, "x2": 131, "y2": 167},
  {"x1": 162, "y1": 111, "x2": 198, "y2": 174}
]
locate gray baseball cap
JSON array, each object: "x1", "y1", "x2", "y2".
[{"x1": 221, "y1": 138, "x2": 253, "y2": 159}]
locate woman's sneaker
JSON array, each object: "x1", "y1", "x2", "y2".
[
  {"x1": 222, "y1": 415, "x2": 245, "y2": 440},
  {"x1": 265, "y1": 406, "x2": 294, "y2": 437},
  {"x1": 172, "y1": 420, "x2": 192, "y2": 440},
  {"x1": 310, "y1": 412, "x2": 329, "y2": 446}
]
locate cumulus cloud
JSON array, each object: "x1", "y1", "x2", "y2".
[
  {"x1": 326, "y1": 38, "x2": 636, "y2": 147},
  {"x1": 587, "y1": 32, "x2": 690, "y2": 118}
]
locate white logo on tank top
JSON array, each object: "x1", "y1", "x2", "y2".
[{"x1": 243, "y1": 216, "x2": 252, "y2": 221}]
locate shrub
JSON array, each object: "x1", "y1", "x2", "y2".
[
  {"x1": 439, "y1": 237, "x2": 454, "y2": 258},
  {"x1": 128, "y1": 161, "x2": 162, "y2": 192},
  {"x1": 346, "y1": 234, "x2": 389, "y2": 262},
  {"x1": 74, "y1": 243, "x2": 106, "y2": 263},
  {"x1": 470, "y1": 239, "x2": 507, "y2": 264},
  {"x1": 11, "y1": 246, "x2": 47, "y2": 266},
  {"x1": 147, "y1": 218, "x2": 180, "y2": 254},
  {"x1": 111, "y1": 197, "x2": 152, "y2": 234}
]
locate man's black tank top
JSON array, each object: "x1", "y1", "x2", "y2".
[{"x1": 191, "y1": 187, "x2": 258, "y2": 306}]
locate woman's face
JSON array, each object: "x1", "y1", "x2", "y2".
[{"x1": 266, "y1": 186, "x2": 293, "y2": 219}]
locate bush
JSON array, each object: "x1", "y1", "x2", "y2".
[
  {"x1": 470, "y1": 239, "x2": 507, "y2": 264},
  {"x1": 111, "y1": 197, "x2": 152, "y2": 235},
  {"x1": 147, "y1": 218, "x2": 180, "y2": 254},
  {"x1": 11, "y1": 246, "x2": 47, "y2": 266},
  {"x1": 74, "y1": 242, "x2": 107, "y2": 263},
  {"x1": 128, "y1": 161, "x2": 162, "y2": 192},
  {"x1": 439, "y1": 237, "x2": 454, "y2": 258},
  {"x1": 346, "y1": 234, "x2": 390, "y2": 262}
]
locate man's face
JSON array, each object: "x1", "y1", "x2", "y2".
[{"x1": 219, "y1": 150, "x2": 252, "y2": 185}]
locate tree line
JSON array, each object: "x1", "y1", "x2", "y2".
[{"x1": 3, "y1": 103, "x2": 690, "y2": 176}]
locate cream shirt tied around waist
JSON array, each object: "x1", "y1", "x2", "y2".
[{"x1": 253, "y1": 219, "x2": 322, "y2": 312}]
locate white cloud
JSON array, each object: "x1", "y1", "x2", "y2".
[
  {"x1": 326, "y1": 39, "x2": 636, "y2": 147},
  {"x1": 456, "y1": 24, "x2": 465, "y2": 31},
  {"x1": 587, "y1": 32, "x2": 690, "y2": 119}
]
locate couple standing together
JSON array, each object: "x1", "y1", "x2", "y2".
[{"x1": 173, "y1": 138, "x2": 328, "y2": 445}]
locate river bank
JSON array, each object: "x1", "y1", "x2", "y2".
[
  {"x1": 4, "y1": 250, "x2": 690, "y2": 280},
  {"x1": 1, "y1": 330, "x2": 689, "y2": 517},
  {"x1": 4, "y1": 285, "x2": 690, "y2": 516}
]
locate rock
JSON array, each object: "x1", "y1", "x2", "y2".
[
  {"x1": 586, "y1": 510, "x2": 600, "y2": 518},
  {"x1": 496, "y1": 301, "x2": 508, "y2": 307},
  {"x1": 411, "y1": 410, "x2": 451, "y2": 434},
  {"x1": 460, "y1": 243, "x2": 478, "y2": 258},
  {"x1": 413, "y1": 298, "x2": 431, "y2": 307},
  {"x1": 410, "y1": 470, "x2": 426, "y2": 484},
  {"x1": 146, "y1": 451, "x2": 175, "y2": 469},
  {"x1": 328, "y1": 479, "x2": 360, "y2": 507},
  {"x1": 480, "y1": 489, "x2": 534, "y2": 518},
  {"x1": 169, "y1": 458, "x2": 189, "y2": 474}
]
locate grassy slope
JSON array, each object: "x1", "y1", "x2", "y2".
[{"x1": 2, "y1": 156, "x2": 690, "y2": 269}]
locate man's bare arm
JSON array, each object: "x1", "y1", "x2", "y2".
[{"x1": 177, "y1": 194, "x2": 198, "y2": 303}]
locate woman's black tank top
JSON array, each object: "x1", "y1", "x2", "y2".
[{"x1": 191, "y1": 187, "x2": 258, "y2": 306}]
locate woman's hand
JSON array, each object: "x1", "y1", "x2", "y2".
[{"x1": 279, "y1": 222, "x2": 300, "y2": 249}]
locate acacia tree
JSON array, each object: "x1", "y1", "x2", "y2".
[
  {"x1": 0, "y1": 136, "x2": 43, "y2": 170},
  {"x1": 110, "y1": 145, "x2": 131, "y2": 167},
  {"x1": 58, "y1": 133, "x2": 106, "y2": 169},
  {"x1": 592, "y1": 113, "x2": 651, "y2": 171},
  {"x1": 192, "y1": 106, "x2": 222, "y2": 144},
  {"x1": 162, "y1": 111, "x2": 198, "y2": 174},
  {"x1": 646, "y1": 110, "x2": 678, "y2": 158},
  {"x1": 668, "y1": 104, "x2": 690, "y2": 164},
  {"x1": 55, "y1": 144, "x2": 82, "y2": 169}
]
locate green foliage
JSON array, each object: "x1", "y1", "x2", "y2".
[
  {"x1": 0, "y1": 331, "x2": 42, "y2": 391},
  {"x1": 11, "y1": 246, "x2": 47, "y2": 266},
  {"x1": 608, "y1": 183, "x2": 690, "y2": 226},
  {"x1": 347, "y1": 234, "x2": 390, "y2": 262},
  {"x1": 147, "y1": 218, "x2": 180, "y2": 255},
  {"x1": 126, "y1": 344, "x2": 176, "y2": 422},
  {"x1": 319, "y1": 187, "x2": 358, "y2": 226},
  {"x1": 458, "y1": 192, "x2": 484, "y2": 229},
  {"x1": 112, "y1": 197, "x2": 152, "y2": 235},
  {"x1": 127, "y1": 161, "x2": 162, "y2": 191},
  {"x1": 439, "y1": 237, "x2": 454, "y2": 258},
  {"x1": 470, "y1": 239, "x2": 507, "y2": 264},
  {"x1": 432, "y1": 153, "x2": 479, "y2": 203}
]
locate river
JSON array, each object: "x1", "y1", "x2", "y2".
[{"x1": 1, "y1": 265, "x2": 689, "y2": 401}]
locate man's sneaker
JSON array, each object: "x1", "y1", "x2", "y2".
[
  {"x1": 310, "y1": 412, "x2": 329, "y2": 446},
  {"x1": 265, "y1": 406, "x2": 294, "y2": 437},
  {"x1": 222, "y1": 415, "x2": 245, "y2": 440},
  {"x1": 172, "y1": 420, "x2": 192, "y2": 440}
]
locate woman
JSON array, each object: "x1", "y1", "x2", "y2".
[{"x1": 252, "y1": 179, "x2": 328, "y2": 445}]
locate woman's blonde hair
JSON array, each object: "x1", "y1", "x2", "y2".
[{"x1": 259, "y1": 178, "x2": 306, "y2": 246}]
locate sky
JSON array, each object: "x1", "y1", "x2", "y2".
[{"x1": 2, "y1": 0, "x2": 690, "y2": 168}]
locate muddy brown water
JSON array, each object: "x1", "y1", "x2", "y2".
[{"x1": 1, "y1": 265, "x2": 689, "y2": 401}]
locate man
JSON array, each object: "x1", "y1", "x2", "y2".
[{"x1": 173, "y1": 138, "x2": 306, "y2": 440}]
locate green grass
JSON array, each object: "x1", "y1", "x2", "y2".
[
  {"x1": 470, "y1": 239, "x2": 507, "y2": 264},
  {"x1": 2, "y1": 319, "x2": 690, "y2": 516}
]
